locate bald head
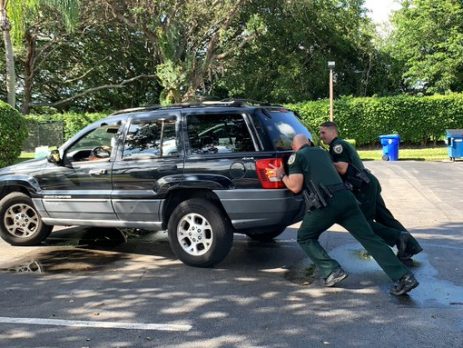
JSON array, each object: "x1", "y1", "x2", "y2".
[{"x1": 292, "y1": 134, "x2": 310, "y2": 151}]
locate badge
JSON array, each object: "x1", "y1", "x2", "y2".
[
  {"x1": 288, "y1": 154, "x2": 296, "y2": 165},
  {"x1": 333, "y1": 144, "x2": 343, "y2": 154}
]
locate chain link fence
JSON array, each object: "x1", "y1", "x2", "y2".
[{"x1": 22, "y1": 121, "x2": 65, "y2": 152}]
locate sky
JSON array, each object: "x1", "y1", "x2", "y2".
[{"x1": 364, "y1": 0, "x2": 402, "y2": 25}]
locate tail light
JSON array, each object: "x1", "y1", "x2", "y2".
[{"x1": 256, "y1": 158, "x2": 286, "y2": 189}]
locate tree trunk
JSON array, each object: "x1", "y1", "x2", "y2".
[
  {"x1": 22, "y1": 31, "x2": 36, "y2": 114},
  {"x1": 1, "y1": 4, "x2": 16, "y2": 108}
]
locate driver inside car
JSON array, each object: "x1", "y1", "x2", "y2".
[
  {"x1": 88, "y1": 145, "x2": 112, "y2": 161},
  {"x1": 87, "y1": 134, "x2": 116, "y2": 161}
]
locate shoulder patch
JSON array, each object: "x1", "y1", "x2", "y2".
[
  {"x1": 288, "y1": 154, "x2": 296, "y2": 165},
  {"x1": 333, "y1": 144, "x2": 343, "y2": 154}
]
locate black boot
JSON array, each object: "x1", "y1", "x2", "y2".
[
  {"x1": 397, "y1": 231, "x2": 423, "y2": 259},
  {"x1": 390, "y1": 273, "x2": 419, "y2": 296},
  {"x1": 396, "y1": 232, "x2": 410, "y2": 258},
  {"x1": 324, "y1": 268, "x2": 348, "y2": 287},
  {"x1": 399, "y1": 257, "x2": 415, "y2": 268}
]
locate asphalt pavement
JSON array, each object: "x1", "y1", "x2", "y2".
[{"x1": 0, "y1": 160, "x2": 462, "y2": 347}]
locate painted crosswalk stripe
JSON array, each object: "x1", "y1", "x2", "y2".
[{"x1": 0, "y1": 317, "x2": 191, "y2": 331}]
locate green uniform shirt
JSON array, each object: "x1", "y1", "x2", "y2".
[
  {"x1": 288, "y1": 145, "x2": 342, "y2": 187},
  {"x1": 329, "y1": 137, "x2": 365, "y2": 170}
]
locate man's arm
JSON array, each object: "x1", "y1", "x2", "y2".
[
  {"x1": 333, "y1": 161, "x2": 348, "y2": 175},
  {"x1": 269, "y1": 164, "x2": 304, "y2": 193},
  {"x1": 281, "y1": 173, "x2": 304, "y2": 193}
]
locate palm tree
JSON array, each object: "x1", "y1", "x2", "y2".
[
  {"x1": 0, "y1": 0, "x2": 80, "y2": 109},
  {"x1": 0, "y1": 0, "x2": 16, "y2": 107}
]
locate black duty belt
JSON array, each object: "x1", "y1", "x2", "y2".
[{"x1": 325, "y1": 183, "x2": 347, "y2": 194}]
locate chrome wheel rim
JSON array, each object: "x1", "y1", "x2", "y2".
[
  {"x1": 4, "y1": 203, "x2": 39, "y2": 238},
  {"x1": 177, "y1": 213, "x2": 213, "y2": 256}
]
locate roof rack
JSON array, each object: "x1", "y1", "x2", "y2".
[
  {"x1": 110, "y1": 99, "x2": 284, "y2": 115},
  {"x1": 218, "y1": 98, "x2": 284, "y2": 107},
  {"x1": 110, "y1": 105, "x2": 162, "y2": 115}
]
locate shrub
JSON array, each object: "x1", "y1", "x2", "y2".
[
  {"x1": 0, "y1": 101, "x2": 28, "y2": 167},
  {"x1": 286, "y1": 93, "x2": 463, "y2": 146}
]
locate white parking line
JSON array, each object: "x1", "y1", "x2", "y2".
[{"x1": 0, "y1": 317, "x2": 192, "y2": 332}]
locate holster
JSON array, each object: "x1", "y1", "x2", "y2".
[
  {"x1": 302, "y1": 180, "x2": 328, "y2": 212},
  {"x1": 345, "y1": 164, "x2": 370, "y2": 190}
]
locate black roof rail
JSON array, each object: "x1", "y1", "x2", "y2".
[
  {"x1": 219, "y1": 98, "x2": 284, "y2": 107},
  {"x1": 110, "y1": 99, "x2": 285, "y2": 115},
  {"x1": 110, "y1": 105, "x2": 162, "y2": 115},
  {"x1": 110, "y1": 102, "x2": 220, "y2": 115}
]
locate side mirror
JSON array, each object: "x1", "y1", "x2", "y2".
[{"x1": 47, "y1": 149, "x2": 62, "y2": 165}]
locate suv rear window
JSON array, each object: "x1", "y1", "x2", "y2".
[
  {"x1": 254, "y1": 109, "x2": 312, "y2": 151},
  {"x1": 187, "y1": 113, "x2": 255, "y2": 154}
]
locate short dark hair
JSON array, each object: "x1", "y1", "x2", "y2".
[{"x1": 320, "y1": 121, "x2": 338, "y2": 130}]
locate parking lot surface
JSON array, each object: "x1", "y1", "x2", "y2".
[{"x1": 0, "y1": 161, "x2": 462, "y2": 347}]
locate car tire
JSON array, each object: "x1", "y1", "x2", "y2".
[
  {"x1": 0, "y1": 192, "x2": 52, "y2": 246},
  {"x1": 167, "y1": 198, "x2": 233, "y2": 267},
  {"x1": 246, "y1": 227, "x2": 285, "y2": 242}
]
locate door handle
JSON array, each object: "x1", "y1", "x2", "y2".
[
  {"x1": 89, "y1": 169, "x2": 107, "y2": 176},
  {"x1": 158, "y1": 165, "x2": 178, "y2": 172}
]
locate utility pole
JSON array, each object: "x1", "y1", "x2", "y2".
[{"x1": 328, "y1": 61, "x2": 335, "y2": 121}]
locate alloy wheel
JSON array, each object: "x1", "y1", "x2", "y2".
[{"x1": 177, "y1": 213, "x2": 213, "y2": 256}]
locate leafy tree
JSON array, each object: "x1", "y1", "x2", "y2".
[
  {"x1": 99, "y1": 0, "x2": 261, "y2": 104},
  {"x1": 26, "y1": 2, "x2": 161, "y2": 112},
  {"x1": 214, "y1": 0, "x2": 382, "y2": 102},
  {"x1": 0, "y1": 0, "x2": 80, "y2": 110},
  {"x1": 387, "y1": 0, "x2": 463, "y2": 94},
  {"x1": 3, "y1": 0, "x2": 440, "y2": 112}
]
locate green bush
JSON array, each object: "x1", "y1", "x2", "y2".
[
  {"x1": 286, "y1": 93, "x2": 463, "y2": 146},
  {"x1": 0, "y1": 101, "x2": 28, "y2": 167},
  {"x1": 26, "y1": 112, "x2": 108, "y2": 142}
]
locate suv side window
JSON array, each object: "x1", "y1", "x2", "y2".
[
  {"x1": 187, "y1": 114, "x2": 255, "y2": 154},
  {"x1": 122, "y1": 117, "x2": 178, "y2": 159},
  {"x1": 65, "y1": 123, "x2": 121, "y2": 163}
]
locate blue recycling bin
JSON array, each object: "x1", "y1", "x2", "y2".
[
  {"x1": 379, "y1": 134, "x2": 400, "y2": 161},
  {"x1": 446, "y1": 129, "x2": 463, "y2": 161}
]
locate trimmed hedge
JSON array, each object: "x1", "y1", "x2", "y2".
[
  {"x1": 0, "y1": 101, "x2": 28, "y2": 167},
  {"x1": 22, "y1": 94, "x2": 463, "y2": 149},
  {"x1": 26, "y1": 112, "x2": 108, "y2": 142},
  {"x1": 287, "y1": 94, "x2": 463, "y2": 146}
]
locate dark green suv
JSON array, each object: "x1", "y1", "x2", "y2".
[{"x1": 0, "y1": 100, "x2": 313, "y2": 267}]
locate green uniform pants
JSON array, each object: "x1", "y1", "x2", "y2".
[
  {"x1": 375, "y1": 194, "x2": 405, "y2": 230},
  {"x1": 297, "y1": 190, "x2": 409, "y2": 281},
  {"x1": 355, "y1": 173, "x2": 422, "y2": 251},
  {"x1": 354, "y1": 174, "x2": 401, "y2": 246}
]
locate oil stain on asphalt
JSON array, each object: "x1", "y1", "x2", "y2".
[
  {"x1": 0, "y1": 227, "x2": 132, "y2": 274},
  {"x1": 1, "y1": 249, "x2": 130, "y2": 274}
]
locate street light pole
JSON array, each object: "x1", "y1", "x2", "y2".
[{"x1": 328, "y1": 61, "x2": 335, "y2": 121}]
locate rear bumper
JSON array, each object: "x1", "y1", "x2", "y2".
[{"x1": 213, "y1": 189, "x2": 304, "y2": 230}]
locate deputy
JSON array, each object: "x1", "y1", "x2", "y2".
[
  {"x1": 318, "y1": 122, "x2": 423, "y2": 266},
  {"x1": 271, "y1": 134, "x2": 418, "y2": 296}
]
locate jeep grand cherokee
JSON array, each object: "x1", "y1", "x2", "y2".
[{"x1": 0, "y1": 100, "x2": 313, "y2": 267}]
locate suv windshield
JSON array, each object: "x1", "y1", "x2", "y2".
[{"x1": 254, "y1": 109, "x2": 312, "y2": 151}]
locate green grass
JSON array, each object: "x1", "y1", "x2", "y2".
[
  {"x1": 15, "y1": 152, "x2": 35, "y2": 164},
  {"x1": 358, "y1": 146, "x2": 449, "y2": 161},
  {"x1": 20, "y1": 152, "x2": 35, "y2": 159}
]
